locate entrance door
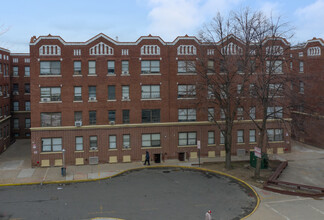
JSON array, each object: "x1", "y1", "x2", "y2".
[
  {"x1": 178, "y1": 152, "x2": 185, "y2": 161},
  {"x1": 154, "y1": 154, "x2": 161, "y2": 163}
]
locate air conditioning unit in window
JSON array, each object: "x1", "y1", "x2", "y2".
[
  {"x1": 122, "y1": 71, "x2": 129, "y2": 75},
  {"x1": 109, "y1": 121, "x2": 115, "y2": 125},
  {"x1": 90, "y1": 147, "x2": 98, "y2": 151},
  {"x1": 13, "y1": 91, "x2": 19, "y2": 95},
  {"x1": 75, "y1": 120, "x2": 82, "y2": 127},
  {"x1": 122, "y1": 96, "x2": 129, "y2": 100},
  {"x1": 124, "y1": 145, "x2": 130, "y2": 149},
  {"x1": 89, "y1": 156, "x2": 99, "y2": 164},
  {"x1": 41, "y1": 97, "x2": 51, "y2": 102},
  {"x1": 89, "y1": 97, "x2": 96, "y2": 101},
  {"x1": 0, "y1": 92, "x2": 2, "y2": 96},
  {"x1": 6, "y1": 94, "x2": 10, "y2": 97}
]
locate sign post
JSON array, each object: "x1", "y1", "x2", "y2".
[
  {"x1": 61, "y1": 149, "x2": 66, "y2": 176},
  {"x1": 197, "y1": 140, "x2": 201, "y2": 167},
  {"x1": 254, "y1": 147, "x2": 261, "y2": 158}
]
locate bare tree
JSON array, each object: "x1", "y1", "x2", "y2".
[{"x1": 196, "y1": 8, "x2": 294, "y2": 173}]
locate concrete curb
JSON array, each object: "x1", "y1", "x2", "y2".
[{"x1": 0, "y1": 165, "x2": 260, "y2": 220}]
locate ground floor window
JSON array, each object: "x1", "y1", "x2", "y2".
[
  {"x1": 208, "y1": 131, "x2": 215, "y2": 145},
  {"x1": 75, "y1": 136, "x2": 83, "y2": 151},
  {"x1": 178, "y1": 132, "x2": 197, "y2": 146},
  {"x1": 109, "y1": 135, "x2": 117, "y2": 149},
  {"x1": 249, "y1": 130, "x2": 256, "y2": 143},
  {"x1": 267, "y1": 129, "x2": 283, "y2": 141},
  {"x1": 237, "y1": 130, "x2": 244, "y2": 143},
  {"x1": 42, "y1": 138, "x2": 62, "y2": 152},
  {"x1": 142, "y1": 133, "x2": 161, "y2": 147},
  {"x1": 123, "y1": 134, "x2": 130, "y2": 149},
  {"x1": 89, "y1": 136, "x2": 98, "y2": 150}
]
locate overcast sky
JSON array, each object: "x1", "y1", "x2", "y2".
[{"x1": 1, "y1": 0, "x2": 323, "y2": 53}]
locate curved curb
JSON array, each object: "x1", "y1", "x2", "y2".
[{"x1": 0, "y1": 165, "x2": 260, "y2": 219}]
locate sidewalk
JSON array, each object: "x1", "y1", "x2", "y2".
[{"x1": 0, "y1": 139, "x2": 250, "y2": 185}]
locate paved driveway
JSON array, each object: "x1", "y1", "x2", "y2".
[{"x1": 0, "y1": 168, "x2": 257, "y2": 220}]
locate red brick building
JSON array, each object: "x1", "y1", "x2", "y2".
[
  {"x1": 10, "y1": 53, "x2": 31, "y2": 139},
  {"x1": 290, "y1": 38, "x2": 324, "y2": 148},
  {"x1": 0, "y1": 47, "x2": 11, "y2": 153},
  {"x1": 27, "y1": 34, "x2": 292, "y2": 167}
]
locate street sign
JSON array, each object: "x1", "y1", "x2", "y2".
[
  {"x1": 197, "y1": 140, "x2": 201, "y2": 149},
  {"x1": 254, "y1": 147, "x2": 261, "y2": 158}
]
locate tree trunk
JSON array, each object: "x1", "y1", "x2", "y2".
[
  {"x1": 225, "y1": 148, "x2": 232, "y2": 169},
  {"x1": 225, "y1": 121, "x2": 233, "y2": 170},
  {"x1": 254, "y1": 121, "x2": 266, "y2": 178}
]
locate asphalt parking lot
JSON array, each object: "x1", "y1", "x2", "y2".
[{"x1": 0, "y1": 168, "x2": 257, "y2": 220}]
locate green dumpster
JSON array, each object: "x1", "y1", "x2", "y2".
[{"x1": 250, "y1": 151, "x2": 268, "y2": 169}]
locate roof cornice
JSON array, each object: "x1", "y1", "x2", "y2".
[{"x1": 29, "y1": 33, "x2": 201, "y2": 46}]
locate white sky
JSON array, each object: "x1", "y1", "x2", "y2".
[{"x1": 0, "y1": 0, "x2": 323, "y2": 53}]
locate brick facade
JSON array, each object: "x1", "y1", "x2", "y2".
[
  {"x1": 27, "y1": 34, "x2": 292, "y2": 167},
  {"x1": 2, "y1": 33, "x2": 322, "y2": 165}
]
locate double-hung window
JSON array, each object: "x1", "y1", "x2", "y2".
[
  {"x1": 109, "y1": 135, "x2": 117, "y2": 149},
  {"x1": 89, "y1": 136, "x2": 98, "y2": 150},
  {"x1": 142, "y1": 109, "x2": 160, "y2": 123},
  {"x1": 41, "y1": 112, "x2": 61, "y2": 127},
  {"x1": 208, "y1": 131, "x2": 215, "y2": 145},
  {"x1": 122, "y1": 86, "x2": 130, "y2": 100},
  {"x1": 267, "y1": 107, "x2": 283, "y2": 119},
  {"x1": 178, "y1": 61, "x2": 195, "y2": 73},
  {"x1": 25, "y1": 66, "x2": 30, "y2": 77},
  {"x1": 178, "y1": 85, "x2": 196, "y2": 98},
  {"x1": 13, "y1": 66, "x2": 18, "y2": 76},
  {"x1": 25, "y1": 118, "x2": 31, "y2": 128},
  {"x1": 74, "y1": 61, "x2": 82, "y2": 75},
  {"x1": 108, "y1": 110, "x2": 116, "y2": 122},
  {"x1": 208, "y1": 108, "x2": 214, "y2": 121},
  {"x1": 40, "y1": 87, "x2": 61, "y2": 101},
  {"x1": 108, "y1": 85, "x2": 116, "y2": 100},
  {"x1": 89, "y1": 111, "x2": 96, "y2": 125},
  {"x1": 178, "y1": 109, "x2": 196, "y2": 121},
  {"x1": 267, "y1": 129, "x2": 283, "y2": 141},
  {"x1": 208, "y1": 60, "x2": 215, "y2": 73},
  {"x1": 142, "y1": 133, "x2": 161, "y2": 147},
  {"x1": 141, "y1": 60, "x2": 160, "y2": 74},
  {"x1": 122, "y1": 110, "x2": 130, "y2": 124},
  {"x1": 88, "y1": 86, "x2": 96, "y2": 100},
  {"x1": 13, "y1": 102, "x2": 19, "y2": 111},
  {"x1": 122, "y1": 61, "x2": 129, "y2": 74},
  {"x1": 40, "y1": 61, "x2": 61, "y2": 75},
  {"x1": 88, "y1": 61, "x2": 96, "y2": 75},
  {"x1": 123, "y1": 134, "x2": 130, "y2": 149},
  {"x1": 107, "y1": 61, "x2": 115, "y2": 75},
  {"x1": 266, "y1": 60, "x2": 282, "y2": 74},
  {"x1": 25, "y1": 101, "x2": 30, "y2": 111},
  {"x1": 141, "y1": 85, "x2": 160, "y2": 99},
  {"x1": 25, "y1": 84, "x2": 30, "y2": 94},
  {"x1": 249, "y1": 130, "x2": 256, "y2": 143},
  {"x1": 74, "y1": 87, "x2": 82, "y2": 101},
  {"x1": 178, "y1": 132, "x2": 197, "y2": 146},
  {"x1": 75, "y1": 137, "x2": 83, "y2": 151},
  {"x1": 237, "y1": 130, "x2": 244, "y2": 143},
  {"x1": 13, "y1": 119, "x2": 19, "y2": 129},
  {"x1": 249, "y1": 107, "x2": 256, "y2": 119},
  {"x1": 42, "y1": 138, "x2": 62, "y2": 152}
]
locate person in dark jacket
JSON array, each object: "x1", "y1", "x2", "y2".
[{"x1": 144, "y1": 151, "x2": 150, "y2": 165}]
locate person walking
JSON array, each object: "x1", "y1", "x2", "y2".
[
  {"x1": 205, "y1": 210, "x2": 212, "y2": 220},
  {"x1": 144, "y1": 151, "x2": 150, "y2": 165}
]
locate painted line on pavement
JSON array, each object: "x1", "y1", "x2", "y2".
[
  {"x1": 265, "y1": 203, "x2": 290, "y2": 220},
  {"x1": 265, "y1": 197, "x2": 311, "y2": 204},
  {"x1": 309, "y1": 205, "x2": 324, "y2": 215}
]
